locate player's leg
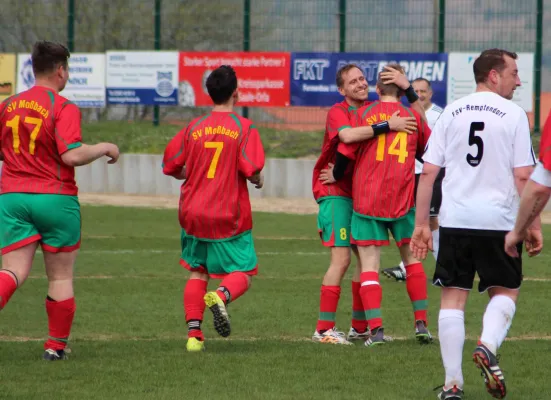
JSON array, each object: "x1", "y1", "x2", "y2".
[
  {"x1": 313, "y1": 197, "x2": 353, "y2": 344},
  {"x1": 351, "y1": 212, "x2": 389, "y2": 346},
  {"x1": 203, "y1": 231, "x2": 257, "y2": 338},
  {"x1": 42, "y1": 250, "x2": 78, "y2": 360},
  {"x1": 0, "y1": 193, "x2": 43, "y2": 310},
  {"x1": 393, "y1": 209, "x2": 431, "y2": 343},
  {"x1": 398, "y1": 245, "x2": 431, "y2": 343},
  {"x1": 33, "y1": 194, "x2": 82, "y2": 361},
  {"x1": 471, "y1": 236, "x2": 522, "y2": 399},
  {"x1": 433, "y1": 229, "x2": 476, "y2": 399},
  {"x1": 179, "y1": 229, "x2": 209, "y2": 350},
  {"x1": 347, "y1": 245, "x2": 369, "y2": 341}
]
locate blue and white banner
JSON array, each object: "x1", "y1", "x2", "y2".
[
  {"x1": 290, "y1": 52, "x2": 448, "y2": 107},
  {"x1": 16, "y1": 53, "x2": 106, "y2": 108},
  {"x1": 106, "y1": 51, "x2": 178, "y2": 105}
]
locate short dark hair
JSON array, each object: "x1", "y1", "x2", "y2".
[
  {"x1": 31, "y1": 41, "x2": 70, "y2": 77},
  {"x1": 413, "y1": 77, "x2": 432, "y2": 89},
  {"x1": 376, "y1": 63, "x2": 404, "y2": 97},
  {"x1": 473, "y1": 48, "x2": 518, "y2": 84},
  {"x1": 336, "y1": 64, "x2": 361, "y2": 88},
  {"x1": 206, "y1": 65, "x2": 238, "y2": 105}
]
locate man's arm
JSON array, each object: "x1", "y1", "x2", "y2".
[
  {"x1": 62, "y1": 143, "x2": 119, "y2": 166},
  {"x1": 338, "y1": 110, "x2": 417, "y2": 144},
  {"x1": 415, "y1": 162, "x2": 441, "y2": 227},
  {"x1": 162, "y1": 129, "x2": 187, "y2": 179},
  {"x1": 511, "y1": 164, "x2": 548, "y2": 235}
]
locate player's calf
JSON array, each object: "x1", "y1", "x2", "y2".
[{"x1": 184, "y1": 278, "x2": 208, "y2": 344}]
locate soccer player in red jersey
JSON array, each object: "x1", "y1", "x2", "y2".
[
  {"x1": 162, "y1": 65, "x2": 265, "y2": 352},
  {"x1": 311, "y1": 64, "x2": 423, "y2": 344},
  {"x1": 326, "y1": 64, "x2": 432, "y2": 346},
  {"x1": 0, "y1": 41, "x2": 119, "y2": 360}
]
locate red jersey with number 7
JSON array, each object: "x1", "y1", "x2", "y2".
[
  {"x1": 338, "y1": 101, "x2": 431, "y2": 219},
  {"x1": 163, "y1": 111, "x2": 265, "y2": 240},
  {"x1": 0, "y1": 86, "x2": 82, "y2": 195}
]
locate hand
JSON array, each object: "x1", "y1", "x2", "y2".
[
  {"x1": 524, "y1": 228, "x2": 543, "y2": 257},
  {"x1": 103, "y1": 143, "x2": 120, "y2": 164},
  {"x1": 409, "y1": 226, "x2": 433, "y2": 260},
  {"x1": 249, "y1": 172, "x2": 264, "y2": 189},
  {"x1": 388, "y1": 110, "x2": 417, "y2": 134},
  {"x1": 380, "y1": 65, "x2": 410, "y2": 90},
  {"x1": 504, "y1": 230, "x2": 524, "y2": 258},
  {"x1": 319, "y1": 163, "x2": 336, "y2": 185}
]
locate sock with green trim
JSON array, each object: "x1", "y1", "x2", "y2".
[
  {"x1": 405, "y1": 262, "x2": 428, "y2": 325},
  {"x1": 316, "y1": 285, "x2": 341, "y2": 333},
  {"x1": 351, "y1": 281, "x2": 368, "y2": 332},
  {"x1": 360, "y1": 272, "x2": 383, "y2": 331},
  {"x1": 44, "y1": 296, "x2": 76, "y2": 351}
]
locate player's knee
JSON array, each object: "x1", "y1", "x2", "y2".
[
  {"x1": 47, "y1": 278, "x2": 74, "y2": 301},
  {"x1": 329, "y1": 248, "x2": 351, "y2": 274},
  {"x1": 440, "y1": 287, "x2": 469, "y2": 310},
  {"x1": 189, "y1": 271, "x2": 209, "y2": 281}
]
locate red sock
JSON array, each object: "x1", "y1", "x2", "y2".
[
  {"x1": 0, "y1": 271, "x2": 17, "y2": 310},
  {"x1": 351, "y1": 281, "x2": 368, "y2": 332},
  {"x1": 184, "y1": 279, "x2": 208, "y2": 340},
  {"x1": 360, "y1": 272, "x2": 383, "y2": 331},
  {"x1": 217, "y1": 272, "x2": 250, "y2": 305},
  {"x1": 316, "y1": 285, "x2": 341, "y2": 332},
  {"x1": 44, "y1": 297, "x2": 76, "y2": 350},
  {"x1": 405, "y1": 262, "x2": 428, "y2": 325}
]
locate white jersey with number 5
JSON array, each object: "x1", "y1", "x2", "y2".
[{"x1": 423, "y1": 91, "x2": 536, "y2": 231}]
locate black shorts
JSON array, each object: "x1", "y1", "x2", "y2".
[
  {"x1": 414, "y1": 168, "x2": 444, "y2": 217},
  {"x1": 433, "y1": 227, "x2": 523, "y2": 293}
]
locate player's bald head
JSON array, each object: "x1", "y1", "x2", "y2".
[{"x1": 31, "y1": 41, "x2": 70, "y2": 77}]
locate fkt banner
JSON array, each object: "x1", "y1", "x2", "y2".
[{"x1": 291, "y1": 52, "x2": 448, "y2": 108}]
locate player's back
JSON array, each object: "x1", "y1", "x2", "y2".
[
  {"x1": 180, "y1": 111, "x2": 262, "y2": 239},
  {"x1": 428, "y1": 91, "x2": 535, "y2": 230},
  {"x1": 351, "y1": 101, "x2": 429, "y2": 218},
  {"x1": 0, "y1": 86, "x2": 80, "y2": 195}
]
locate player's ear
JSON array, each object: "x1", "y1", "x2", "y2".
[
  {"x1": 233, "y1": 89, "x2": 239, "y2": 103},
  {"x1": 337, "y1": 86, "x2": 345, "y2": 96},
  {"x1": 375, "y1": 86, "x2": 381, "y2": 97}
]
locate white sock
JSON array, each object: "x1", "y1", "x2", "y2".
[
  {"x1": 439, "y1": 309, "x2": 465, "y2": 389},
  {"x1": 399, "y1": 261, "x2": 406, "y2": 274},
  {"x1": 432, "y1": 228, "x2": 440, "y2": 261},
  {"x1": 480, "y1": 295, "x2": 516, "y2": 354}
]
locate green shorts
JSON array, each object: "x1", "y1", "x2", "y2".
[
  {"x1": 351, "y1": 208, "x2": 415, "y2": 247},
  {"x1": 179, "y1": 230, "x2": 258, "y2": 278},
  {"x1": 317, "y1": 196, "x2": 352, "y2": 247},
  {"x1": 0, "y1": 193, "x2": 81, "y2": 255}
]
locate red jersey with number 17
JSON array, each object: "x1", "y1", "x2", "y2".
[
  {"x1": 163, "y1": 112, "x2": 265, "y2": 240},
  {"x1": 339, "y1": 101, "x2": 431, "y2": 219},
  {"x1": 0, "y1": 86, "x2": 82, "y2": 195},
  {"x1": 312, "y1": 100, "x2": 364, "y2": 201}
]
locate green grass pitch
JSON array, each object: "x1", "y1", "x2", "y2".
[{"x1": 1, "y1": 205, "x2": 550, "y2": 399}]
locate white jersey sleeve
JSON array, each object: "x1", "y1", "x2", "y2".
[
  {"x1": 512, "y1": 110, "x2": 536, "y2": 168},
  {"x1": 530, "y1": 162, "x2": 551, "y2": 187},
  {"x1": 422, "y1": 111, "x2": 447, "y2": 168}
]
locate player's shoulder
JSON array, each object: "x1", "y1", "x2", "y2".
[
  {"x1": 430, "y1": 104, "x2": 444, "y2": 114},
  {"x1": 231, "y1": 113, "x2": 255, "y2": 129}
]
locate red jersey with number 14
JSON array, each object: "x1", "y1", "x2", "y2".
[
  {"x1": 163, "y1": 112, "x2": 265, "y2": 240},
  {"x1": 312, "y1": 100, "x2": 364, "y2": 201},
  {"x1": 339, "y1": 101, "x2": 431, "y2": 219},
  {"x1": 0, "y1": 86, "x2": 82, "y2": 195}
]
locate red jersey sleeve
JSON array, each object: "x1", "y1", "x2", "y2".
[
  {"x1": 326, "y1": 105, "x2": 352, "y2": 142},
  {"x1": 238, "y1": 124, "x2": 265, "y2": 178},
  {"x1": 416, "y1": 111, "x2": 432, "y2": 157},
  {"x1": 336, "y1": 141, "x2": 359, "y2": 160},
  {"x1": 162, "y1": 127, "x2": 188, "y2": 177},
  {"x1": 539, "y1": 110, "x2": 551, "y2": 170},
  {"x1": 55, "y1": 102, "x2": 82, "y2": 155}
]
